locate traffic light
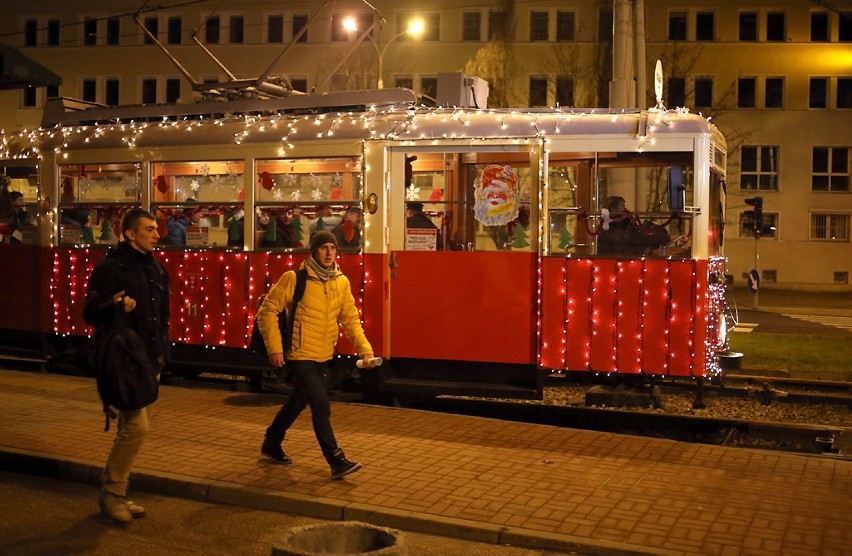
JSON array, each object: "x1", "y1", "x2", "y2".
[{"x1": 745, "y1": 196, "x2": 764, "y2": 235}]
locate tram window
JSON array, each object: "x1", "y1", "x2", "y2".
[
  {"x1": 403, "y1": 152, "x2": 532, "y2": 252},
  {"x1": 592, "y1": 154, "x2": 695, "y2": 258},
  {"x1": 1, "y1": 168, "x2": 39, "y2": 245},
  {"x1": 255, "y1": 157, "x2": 363, "y2": 251},
  {"x1": 57, "y1": 163, "x2": 140, "y2": 246},
  {"x1": 150, "y1": 160, "x2": 244, "y2": 248}
]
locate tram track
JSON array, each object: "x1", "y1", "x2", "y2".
[{"x1": 416, "y1": 396, "x2": 852, "y2": 459}]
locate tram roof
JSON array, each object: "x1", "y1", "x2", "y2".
[{"x1": 1, "y1": 90, "x2": 724, "y2": 158}]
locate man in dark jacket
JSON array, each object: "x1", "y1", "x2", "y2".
[
  {"x1": 405, "y1": 202, "x2": 443, "y2": 250},
  {"x1": 84, "y1": 208, "x2": 170, "y2": 523},
  {"x1": 597, "y1": 196, "x2": 669, "y2": 257}
]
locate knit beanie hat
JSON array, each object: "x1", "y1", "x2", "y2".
[{"x1": 309, "y1": 230, "x2": 337, "y2": 254}]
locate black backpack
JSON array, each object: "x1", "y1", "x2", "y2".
[
  {"x1": 92, "y1": 307, "x2": 159, "y2": 431},
  {"x1": 250, "y1": 269, "x2": 308, "y2": 358}
]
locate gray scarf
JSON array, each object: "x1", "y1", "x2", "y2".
[{"x1": 307, "y1": 256, "x2": 337, "y2": 282}]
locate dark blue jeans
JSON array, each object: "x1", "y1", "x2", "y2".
[{"x1": 265, "y1": 360, "x2": 338, "y2": 458}]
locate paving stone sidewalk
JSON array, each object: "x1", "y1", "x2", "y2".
[{"x1": 1, "y1": 370, "x2": 850, "y2": 555}]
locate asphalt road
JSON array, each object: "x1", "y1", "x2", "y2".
[
  {"x1": 0, "y1": 470, "x2": 567, "y2": 556},
  {"x1": 735, "y1": 309, "x2": 852, "y2": 336}
]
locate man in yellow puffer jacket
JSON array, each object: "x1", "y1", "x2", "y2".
[{"x1": 257, "y1": 230, "x2": 376, "y2": 479}]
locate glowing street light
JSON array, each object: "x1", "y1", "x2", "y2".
[{"x1": 343, "y1": 17, "x2": 425, "y2": 89}]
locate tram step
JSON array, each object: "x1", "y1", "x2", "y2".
[{"x1": 381, "y1": 377, "x2": 540, "y2": 399}]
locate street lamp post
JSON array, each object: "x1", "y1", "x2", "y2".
[{"x1": 343, "y1": 17, "x2": 424, "y2": 89}]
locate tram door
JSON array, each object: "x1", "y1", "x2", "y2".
[{"x1": 387, "y1": 148, "x2": 539, "y2": 366}]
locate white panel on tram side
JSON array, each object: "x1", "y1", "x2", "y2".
[{"x1": 362, "y1": 141, "x2": 387, "y2": 256}]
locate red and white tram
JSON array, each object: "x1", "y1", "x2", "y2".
[{"x1": 0, "y1": 90, "x2": 729, "y2": 398}]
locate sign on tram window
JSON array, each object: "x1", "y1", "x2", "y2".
[{"x1": 405, "y1": 228, "x2": 438, "y2": 251}]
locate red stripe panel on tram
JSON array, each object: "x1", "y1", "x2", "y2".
[
  {"x1": 589, "y1": 260, "x2": 617, "y2": 373},
  {"x1": 564, "y1": 258, "x2": 593, "y2": 371},
  {"x1": 539, "y1": 257, "x2": 569, "y2": 370},
  {"x1": 640, "y1": 261, "x2": 670, "y2": 376},
  {"x1": 668, "y1": 260, "x2": 698, "y2": 377},
  {"x1": 614, "y1": 260, "x2": 644, "y2": 375},
  {"x1": 693, "y1": 260, "x2": 710, "y2": 377}
]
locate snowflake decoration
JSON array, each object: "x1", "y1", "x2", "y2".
[
  {"x1": 190, "y1": 179, "x2": 200, "y2": 195},
  {"x1": 290, "y1": 190, "x2": 302, "y2": 201},
  {"x1": 311, "y1": 188, "x2": 323, "y2": 201},
  {"x1": 406, "y1": 183, "x2": 421, "y2": 201},
  {"x1": 210, "y1": 174, "x2": 222, "y2": 186},
  {"x1": 199, "y1": 164, "x2": 210, "y2": 177},
  {"x1": 273, "y1": 188, "x2": 285, "y2": 201},
  {"x1": 332, "y1": 173, "x2": 342, "y2": 187},
  {"x1": 284, "y1": 174, "x2": 296, "y2": 187},
  {"x1": 309, "y1": 173, "x2": 320, "y2": 188}
]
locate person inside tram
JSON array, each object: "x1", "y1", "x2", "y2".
[
  {"x1": 405, "y1": 202, "x2": 442, "y2": 250},
  {"x1": 62, "y1": 209, "x2": 95, "y2": 245},
  {"x1": 2, "y1": 191, "x2": 30, "y2": 244},
  {"x1": 261, "y1": 208, "x2": 302, "y2": 248},
  {"x1": 597, "y1": 196, "x2": 669, "y2": 257},
  {"x1": 331, "y1": 207, "x2": 361, "y2": 251},
  {"x1": 165, "y1": 203, "x2": 202, "y2": 245}
]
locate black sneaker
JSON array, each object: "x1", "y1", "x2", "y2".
[
  {"x1": 329, "y1": 450, "x2": 362, "y2": 480},
  {"x1": 260, "y1": 440, "x2": 292, "y2": 464}
]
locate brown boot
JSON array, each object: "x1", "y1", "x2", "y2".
[
  {"x1": 100, "y1": 492, "x2": 132, "y2": 523},
  {"x1": 125, "y1": 499, "x2": 145, "y2": 518}
]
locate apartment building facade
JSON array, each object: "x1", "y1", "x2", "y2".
[{"x1": 1, "y1": 0, "x2": 850, "y2": 290}]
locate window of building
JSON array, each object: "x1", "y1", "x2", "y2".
[
  {"x1": 141, "y1": 78, "x2": 157, "y2": 104},
  {"x1": 166, "y1": 78, "x2": 181, "y2": 103},
  {"x1": 556, "y1": 11, "x2": 575, "y2": 41},
  {"x1": 810, "y1": 77, "x2": 828, "y2": 109},
  {"x1": 529, "y1": 77, "x2": 548, "y2": 107},
  {"x1": 556, "y1": 76, "x2": 574, "y2": 107},
  {"x1": 530, "y1": 11, "x2": 549, "y2": 41},
  {"x1": 766, "y1": 12, "x2": 786, "y2": 41},
  {"x1": 46, "y1": 84, "x2": 59, "y2": 99},
  {"x1": 695, "y1": 78, "x2": 713, "y2": 107},
  {"x1": 488, "y1": 10, "x2": 507, "y2": 39},
  {"x1": 811, "y1": 213, "x2": 850, "y2": 241},
  {"x1": 812, "y1": 147, "x2": 850, "y2": 192},
  {"x1": 423, "y1": 13, "x2": 440, "y2": 41},
  {"x1": 229, "y1": 16, "x2": 244, "y2": 43},
  {"x1": 739, "y1": 12, "x2": 757, "y2": 41},
  {"x1": 668, "y1": 12, "x2": 687, "y2": 41},
  {"x1": 105, "y1": 78, "x2": 119, "y2": 106},
  {"x1": 395, "y1": 77, "x2": 414, "y2": 89},
  {"x1": 167, "y1": 16, "x2": 182, "y2": 44},
  {"x1": 81, "y1": 78, "x2": 97, "y2": 102},
  {"x1": 144, "y1": 16, "x2": 158, "y2": 45},
  {"x1": 765, "y1": 77, "x2": 784, "y2": 108},
  {"x1": 740, "y1": 212, "x2": 777, "y2": 239},
  {"x1": 741, "y1": 146, "x2": 779, "y2": 191},
  {"x1": 841, "y1": 12, "x2": 852, "y2": 41},
  {"x1": 462, "y1": 12, "x2": 481, "y2": 41},
  {"x1": 762, "y1": 270, "x2": 777, "y2": 282},
  {"x1": 107, "y1": 17, "x2": 120, "y2": 46},
  {"x1": 667, "y1": 77, "x2": 685, "y2": 107},
  {"x1": 839, "y1": 78, "x2": 852, "y2": 109},
  {"x1": 24, "y1": 20, "x2": 37, "y2": 46},
  {"x1": 811, "y1": 12, "x2": 829, "y2": 41},
  {"x1": 331, "y1": 15, "x2": 348, "y2": 42},
  {"x1": 205, "y1": 15, "x2": 220, "y2": 44},
  {"x1": 22, "y1": 87, "x2": 37, "y2": 107},
  {"x1": 420, "y1": 76, "x2": 438, "y2": 102},
  {"x1": 293, "y1": 14, "x2": 308, "y2": 42},
  {"x1": 696, "y1": 12, "x2": 714, "y2": 41},
  {"x1": 47, "y1": 19, "x2": 60, "y2": 46},
  {"x1": 267, "y1": 15, "x2": 283, "y2": 43},
  {"x1": 738, "y1": 77, "x2": 756, "y2": 108},
  {"x1": 84, "y1": 17, "x2": 97, "y2": 46},
  {"x1": 835, "y1": 271, "x2": 849, "y2": 284}
]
